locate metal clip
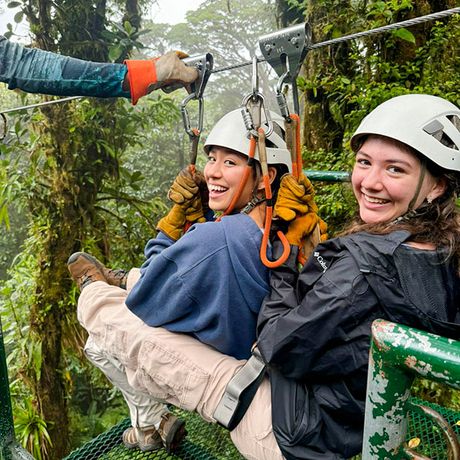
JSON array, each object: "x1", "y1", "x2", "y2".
[
  {"x1": 240, "y1": 56, "x2": 273, "y2": 138},
  {"x1": 177, "y1": 53, "x2": 213, "y2": 165},
  {"x1": 259, "y1": 23, "x2": 312, "y2": 116},
  {"x1": 0, "y1": 113, "x2": 6, "y2": 141}
]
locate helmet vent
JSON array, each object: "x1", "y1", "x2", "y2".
[
  {"x1": 447, "y1": 114, "x2": 460, "y2": 131},
  {"x1": 423, "y1": 116, "x2": 459, "y2": 151}
]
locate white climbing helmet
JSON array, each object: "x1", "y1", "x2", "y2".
[
  {"x1": 351, "y1": 94, "x2": 460, "y2": 172},
  {"x1": 204, "y1": 109, "x2": 292, "y2": 172}
]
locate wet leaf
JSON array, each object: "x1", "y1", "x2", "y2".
[{"x1": 408, "y1": 437, "x2": 421, "y2": 448}]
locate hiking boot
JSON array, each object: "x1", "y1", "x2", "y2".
[
  {"x1": 158, "y1": 413, "x2": 187, "y2": 453},
  {"x1": 67, "y1": 252, "x2": 128, "y2": 290},
  {"x1": 67, "y1": 252, "x2": 107, "y2": 290},
  {"x1": 122, "y1": 426, "x2": 162, "y2": 452}
]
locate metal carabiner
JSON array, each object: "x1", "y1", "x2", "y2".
[
  {"x1": 275, "y1": 57, "x2": 292, "y2": 120},
  {"x1": 241, "y1": 91, "x2": 273, "y2": 139},
  {"x1": 178, "y1": 53, "x2": 213, "y2": 166},
  {"x1": 181, "y1": 93, "x2": 204, "y2": 137},
  {"x1": 181, "y1": 93, "x2": 204, "y2": 166}
]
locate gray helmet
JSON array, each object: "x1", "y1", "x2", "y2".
[
  {"x1": 204, "y1": 109, "x2": 292, "y2": 172},
  {"x1": 350, "y1": 94, "x2": 460, "y2": 172}
]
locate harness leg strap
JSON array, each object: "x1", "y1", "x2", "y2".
[{"x1": 213, "y1": 347, "x2": 266, "y2": 430}]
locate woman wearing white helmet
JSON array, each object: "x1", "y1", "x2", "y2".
[
  {"x1": 256, "y1": 93, "x2": 460, "y2": 459},
  {"x1": 67, "y1": 108, "x2": 320, "y2": 453}
]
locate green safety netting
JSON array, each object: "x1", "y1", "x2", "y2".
[
  {"x1": 64, "y1": 407, "x2": 243, "y2": 460},
  {"x1": 64, "y1": 399, "x2": 460, "y2": 460},
  {"x1": 407, "y1": 398, "x2": 460, "y2": 459}
]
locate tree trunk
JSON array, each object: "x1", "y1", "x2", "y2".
[{"x1": 22, "y1": 1, "x2": 140, "y2": 457}]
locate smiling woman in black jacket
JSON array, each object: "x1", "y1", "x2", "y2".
[{"x1": 257, "y1": 93, "x2": 460, "y2": 459}]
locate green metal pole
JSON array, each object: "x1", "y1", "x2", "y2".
[
  {"x1": 362, "y1": 320, "x2": 460, "y2": 459},
  {"x1": 0, "y1": 317, "x2": 15, "y2": 457},
  {"x1": 304, "y1": 169, "x2": 350, "y2": 182},
  {"x1": 0, "y1": 318, "x2": 34, "y2": 460}
]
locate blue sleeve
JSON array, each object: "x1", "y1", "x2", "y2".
[
  {"x1": 141, "y1": 231, "x2": 175, "y2": 268},
  {"x1": 126, "y1": 224, "x2": 219, "y2": 327},
  {"x1": 0, "y1": 35, "x2": 130, "y2": 98}
]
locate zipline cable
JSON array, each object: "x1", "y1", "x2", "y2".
[
  {"x1": 213, "y1": 7, "x2": 460, "y2": 73},
  {"x1": 0, "y1": 96, "x2": 80, "y2": 114},
  {"x1": 1, "y1": 7, "x2": 458, "y2": 115}
]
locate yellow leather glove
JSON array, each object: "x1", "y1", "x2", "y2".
[
  {"x1": 156, "y1": 205, "x2": 186, "y2": 241},
  {"x1": 274, "y1": 173, "x2": 327, "y2": 248},
  {"x1": 274, "y1": 173, "x2": 318, "y2": 222},
  {"x1": 168, "y1": 168, "x2": 207, "y2": 224},
  {"x1": 157, "y1": 168, "x2": 208, "y2": 241},
  {"x1": 285, "y1": 211, "x2": 321, "y2": 247}
]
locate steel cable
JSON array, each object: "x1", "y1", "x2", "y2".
[{"x1": 1, "y1": 7, "x2": 458, "y2": 114}]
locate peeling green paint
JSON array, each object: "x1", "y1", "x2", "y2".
[{"x1": 362, "y1": 320, "x2": 460, "y2": 459}]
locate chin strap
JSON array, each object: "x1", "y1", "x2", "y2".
[
  {"x1": 215, "y1": 136, "x2": 257, "y2": 222},
  {"x1": 241, "y1": 195, "x2": 266, "y2": 215},
  {"x1": 407, "y1": 160, "x2": 427, "y2": 212}
]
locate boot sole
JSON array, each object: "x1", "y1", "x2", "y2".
[{"x1": 164, "y1": 420, "x2": 187, "y2": 453}]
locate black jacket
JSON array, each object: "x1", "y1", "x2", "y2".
[{"x1": 257, "y1": 231, "x2": 459, "y2": 460}]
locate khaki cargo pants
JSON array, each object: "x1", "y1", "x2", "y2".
[{"x1": 77, "y1": 270, "x2": 283, "y2": 460}]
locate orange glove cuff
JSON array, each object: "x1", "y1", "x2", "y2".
[{"x1": 124, "y1": 59, "x2": 158, "y2": 105}]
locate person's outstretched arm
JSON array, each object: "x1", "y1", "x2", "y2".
[{"x1": 0, "y1": 36, "x2": 197, "y2": 103}]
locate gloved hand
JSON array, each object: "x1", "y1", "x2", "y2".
[
  {"x1": 274, "y1": 173, "x2": 318, "y2": 222},
  {"x1": 149, "y1": 51, "x2": 198, "y2": 93},
  {"x1": 157, "y1": 168, "x2": 208, "y2": 241},
  {"x1": 156, "y1": 204, "x2": 186, "y2": 241},
  {"x1": 168, "y1": 167, "x2": 208, "y2": 224},
  {"x1": 124, "y1": 51, "x2": 198, "y2": 105},
  {"x1": 274, "y1": 173, "x2": 327, "y2": 247}
]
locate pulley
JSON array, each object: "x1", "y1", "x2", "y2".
[{"x1": 259, "y1": 23, "x2": 312, "y2": 117}]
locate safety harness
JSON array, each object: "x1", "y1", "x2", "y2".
[{"x1": 213, "y1": 26, "x2": 318, "y2": 430}]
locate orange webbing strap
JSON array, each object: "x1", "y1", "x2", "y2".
[
  {"x1": 258, "y1": 129, "x2": 290, "y2": 268},
  {"x1": 124, "y1": 59, "x2": 158, "y2": 105},
  {"x1": 217, "y1": 136, "x2": 257, "y2": 221},
  {"x1": 289, "y1": 113, "x2": 302, "y2": 179},
  {"x1": 290, "y1": 113, "x2": 321, "y2": 265},
  {"x1": 285, "y1": 114, "x2": 315, "y2": 267}
]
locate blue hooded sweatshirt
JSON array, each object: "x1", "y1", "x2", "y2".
[{"x1": 126, "y1": 213, "x2": 269, "y2": 360}]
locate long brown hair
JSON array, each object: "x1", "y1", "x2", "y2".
[{"x1": 341, "y1": 141, "x2": 460, "y2": 274}]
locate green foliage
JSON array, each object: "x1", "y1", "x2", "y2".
[
  {"x1": 139, "y1": 0, "x2": 279, "y2": 117},
  {"x1": 304, "y1": 148, "x2": 356, "y2": 235},
  {"x1": 412, "y1": 378, "x2": 460, "y2": 411},
  {"x1": 15, "y1": 397, "x2": 52, "y2": 460}
]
